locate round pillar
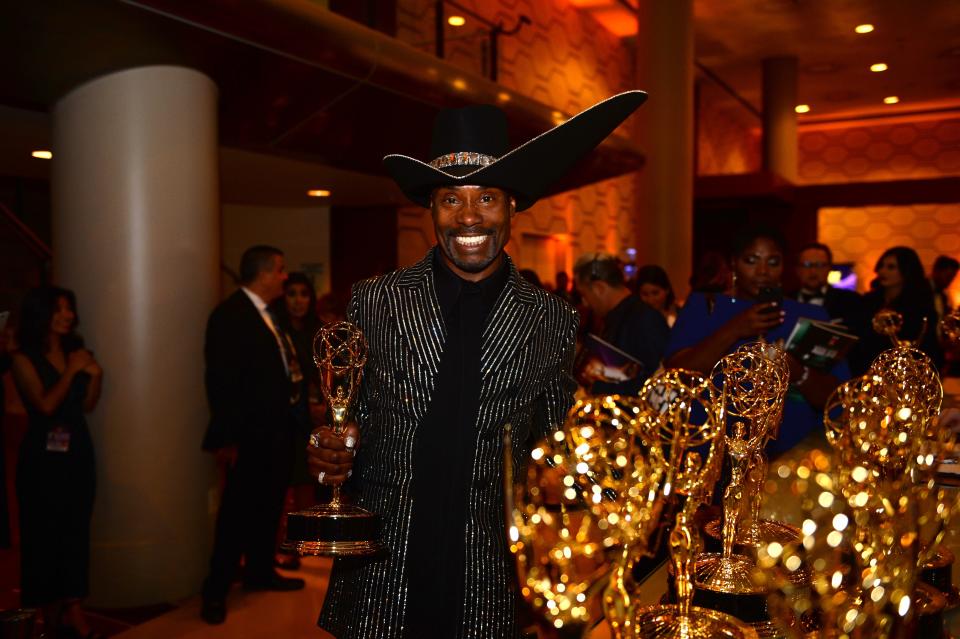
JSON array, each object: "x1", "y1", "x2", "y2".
[
  {"x1": 52, "y1": 66, "x2": 220, "y2": 606},
  {"x1": 762, "y1": 56, "x2": 799, "y2": 182},
  {"x1": 632, "y1": 0, "x2": 695, "y2": 294}
]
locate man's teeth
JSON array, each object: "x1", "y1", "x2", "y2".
[{"x1": 455, "y1": 235, "x2": 487, "y2": 247}]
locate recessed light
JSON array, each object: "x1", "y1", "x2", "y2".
[
  {"x1": 795, "y1": 104, "x2": 811, "y2": 114},
  {"x1": 31, "y1": 150, "x2": 52, "y2": 160},
  {"x1": 855, "y1": 24, "x2": 874, "y2": 34},
  {"x1": 448, "y1": 15, "x2": 465, "y2": 27},
  {"x1": 883, "y1": 96, "x2": 900, "y2": 105},
  {"x1": 307, "y1": 189, "x2": 331, "y2": 197},
  {"x1": 870, "y1": 63, "x2": 888, "y2": 72}
]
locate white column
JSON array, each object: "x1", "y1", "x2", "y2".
[
  {"x1": 633, "y1": 0, "x2": 695, "y2": 294},
  {"x1": 52, "y1": 66, "x2": 220, "y2": 606},
  {"x1": 762, "y1": 56, "x2": 799, "y2": 182}
]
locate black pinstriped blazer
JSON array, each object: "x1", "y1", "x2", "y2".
[{"x1": 319, "y1": 248, "x2": 578, "y2": 638}]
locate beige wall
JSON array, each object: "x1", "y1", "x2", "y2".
[{"x1": 221, "y1": 204, "x2": 331, "y2": 298}]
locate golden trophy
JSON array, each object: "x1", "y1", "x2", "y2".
[
  {"x1": 694, "y1": 344, "x2": 798, "y2": 639},
  {"x1": 283, "y1": 321, "x2": 384, "y2": 556},
  {"x1": 615, "y1": 370, "x2": 758, "y2": 639}
]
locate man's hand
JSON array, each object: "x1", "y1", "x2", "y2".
[{"x1": 308, "y1": 422, "x2": 359, "y2": 485}]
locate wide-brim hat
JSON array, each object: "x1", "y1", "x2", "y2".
[{"x1": 383, "y1": 90, "x2": 647, "y2": 212}]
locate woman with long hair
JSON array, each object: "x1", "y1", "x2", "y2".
[
  {"x1": 270, "y1": 273, "x2": 321, "y2": 569},
  {"x1": 635, "y1": 264, "x2": 679, "y2": 327},
  {"x1": 850, "y1": 246, "x2": 941, "y2": 374},
  {"x1": 11, "y1": 287, "x2": 103, "y2": 638},
  {"x1": 664, "y1": 227, "x2": 848, "y2": 455}
]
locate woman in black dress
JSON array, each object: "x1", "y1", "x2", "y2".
[
  {"x1": 271, "y1": 272, "x2": 321, "y2": 568},
  {"x1": 11, "y1": 287, "x2": 103, "y2": 639},
  {"x1": 849, "y1": 246, "x2": 942, "y2": 374}
]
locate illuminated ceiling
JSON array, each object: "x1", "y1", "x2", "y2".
[{"x1": 574, "y1": 0, "x2": 960, "y2": 122}]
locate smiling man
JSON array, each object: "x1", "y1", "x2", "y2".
[{"x1": 309, "y1": 92, "x2": 647, "y2": 638}]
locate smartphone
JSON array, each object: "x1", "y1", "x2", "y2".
[{"x1": 756, "y1": 286, "x2": 783, "y2": 312}]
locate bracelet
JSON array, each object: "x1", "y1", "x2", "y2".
[{"x1": 794, "y1": 365, "x2": 810, "y2": 387}]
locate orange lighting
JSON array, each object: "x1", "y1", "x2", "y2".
[
  {"x1": 447, "y1": 15, "x2": 465, "y2": 27},
  {"x1": 855, "y1": 24, "x2": 874, "y2": 34},
  {"x1": 497, "y1": 91, "x2": 511, "y2": 103},
  {"x1": 795, "y1": 104, "x2": 811, "y2": 114},
  {"x1": 307, "y1": 189, "x2": 331, "y2": 197},
  {"x1": 884, "y1": 96, "x2": 900, "y2": 104},
  {"x1": 31, "y1": 150, "x2": 52, "y2": 159},
  {"x1": 870, "y1": 62, "x2": 888, "y2": 72},
  {"x1": 452, "y1": 78, "x2": 467, "y2": 91}
]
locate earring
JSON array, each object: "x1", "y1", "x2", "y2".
[{"x1": 731, "y1": 271, "x2": 737, "y2": 303}]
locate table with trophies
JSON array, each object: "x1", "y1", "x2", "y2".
[{"x1": 280, "y1": 308, "x2": 960, "y2": 639}]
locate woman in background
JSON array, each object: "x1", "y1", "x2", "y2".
[
  {"x1": 665, "y1": 227, "x2": 847, "y2": 456},
  {"x1": 850, "y1": 246, "x2": 941, "y2": 374},
  {"x1": 11, "y1": 287, "x2": 103, "y2": 639},
  {"x1": 635, "y1": 264, "x2": 680, "y2": 327},
  {"x1": 271, "y1": 272, "x2": 321, "y2": 569}
]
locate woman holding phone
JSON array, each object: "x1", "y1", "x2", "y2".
[
  {"x1": 11, "y1": 287, "x2": 103, "y2": 639},
  {"x1": 665, "y1": 227, "x2": 848, "y2": 455}
]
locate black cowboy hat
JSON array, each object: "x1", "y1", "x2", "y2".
[{"x1": 383, "y1": 90, "x2": 648, "y2": 211}]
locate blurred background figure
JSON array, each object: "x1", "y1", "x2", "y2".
[
  {"x1": 931, "y1": 255, "x2": 959, "y2": 320},
  {"x1": 665, "y1": 227, "x2": 847, "y2": 456},
  {"x1": 573, "y1": 253, "x2": 669, "y2": 396},
  {"x1": 554, "y1": 271, "x2": 572, "y2": 303},
  {"x1": 792, "y1": 242, "x2": 861, "y2": 330},
  {"x1": 688, "y1": 249, "x2": 731, "y2": 296},
  {"x1": 10, "y1": 287, "x2": 103, "y2": 639},
  {"x1": 518, "y1": 268, "x2": 544, "y2": 289},
  {"x1": 635, "y1": 264, "x2": 680, "y2": 327},
  {"x1": 850, "y1": 246, "x2": 941, "y2": 374},
  {"x1": 270, "y1": 272, "x2": 322, "y2": 570}
]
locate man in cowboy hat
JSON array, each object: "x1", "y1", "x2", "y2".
[{"x1": 309, "y1": 91, "x2": 647, "y2": 638}]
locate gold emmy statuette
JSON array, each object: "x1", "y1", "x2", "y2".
[
  {"x1": 283, "y1": 321, "x2": 384, "y2": 557},
  {"x1": 702, "y1": 344, "x2": 798, "y2": 552},
  {"x1": 615, "y1": 370, "x2": 757, "y2": 639}
]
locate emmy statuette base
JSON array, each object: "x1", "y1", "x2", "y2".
[
  {"x1": 630, "y1": 604, "x2": 760, "y2": 639},
  {"x1": 283, "y1": 502, "x2": 384, "y2": 558}
]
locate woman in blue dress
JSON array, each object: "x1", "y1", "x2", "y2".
[{"x1": 664, "y1": 228, "x2": 849, "y2": 456}]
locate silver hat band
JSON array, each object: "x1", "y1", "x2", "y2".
[{"x1": 428, "y1": 151, "x2": 497, "y2": 170}]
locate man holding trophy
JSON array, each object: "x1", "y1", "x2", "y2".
[{"x1": 309, "y1": 91, "x2": 648, "y2": 638}]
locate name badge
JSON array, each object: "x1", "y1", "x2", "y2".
[{"x1": 46, "y1": 426, "x2": 71, "y2": 453}]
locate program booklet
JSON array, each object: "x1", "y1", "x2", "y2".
[
  {"x1": 784, "y1": 317, "x2": 858, "y2": 370},
  {"x1": 574, "y1": 333, "x2": 642, "y2": 384}
]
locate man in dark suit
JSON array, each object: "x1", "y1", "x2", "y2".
[
  {"x1": 308, "y1": 92, "x2": 648, "y2": 638},
  {"x1": 200, "y1": 245, "x2": 304, "y2": 624},
  {"x1": 793, "y1": 242, "x2": 861, "y2": 330},
  {"x1": 573, "y1": 252, "x2": 670, "y2": 396}
]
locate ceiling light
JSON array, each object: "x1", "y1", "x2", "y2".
[
  {"x1": 795, "y1": 104, "x2": 811, "y2": 114},
  {"x1": 307, "y1": 189, "x2": 331, "y2": 197},
  {"x1": 883, "y1": 96, "x2": 900, "y2": 105},
  {"x1": 497, "y1": 91, "x2": 511, "y2": 102},
  {"x1": 31, "y1": 150, "x2": 52, "y2": 160},
  {"x1": 855, "y1": 24, "x2": 874, "y2": 34},
  {"x1": 447, "y1": 15, "x2": 465, "y2": 27},
  {"x1": 870, "y1": 62, "x2": 888, "y2": 72}
]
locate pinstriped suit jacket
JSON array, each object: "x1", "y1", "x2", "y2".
[{"x1": 319, "y1": 248, "x2": 578, "y2": 638}]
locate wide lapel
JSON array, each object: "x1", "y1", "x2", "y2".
[
  {"x1": 385, "y1": 249, "x2": 446, "y2": 376},
  {"x1": 480, "y1": 257, "x2": 545, "y2": 383}
]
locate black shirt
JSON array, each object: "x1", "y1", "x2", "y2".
[
  {"x1": 591, "y1": 294, "x2": 670, "y2": 396},
  {"x1": 404, "y1": 252, "x2": 510, "y2": 638}
]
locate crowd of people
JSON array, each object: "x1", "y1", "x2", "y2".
[
  {"x1": 1, "y1": 232, "x2": 956, "y2": 635},
  {"x1": 0, "y1": 86, "x2": 956, "y2": 639}
]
